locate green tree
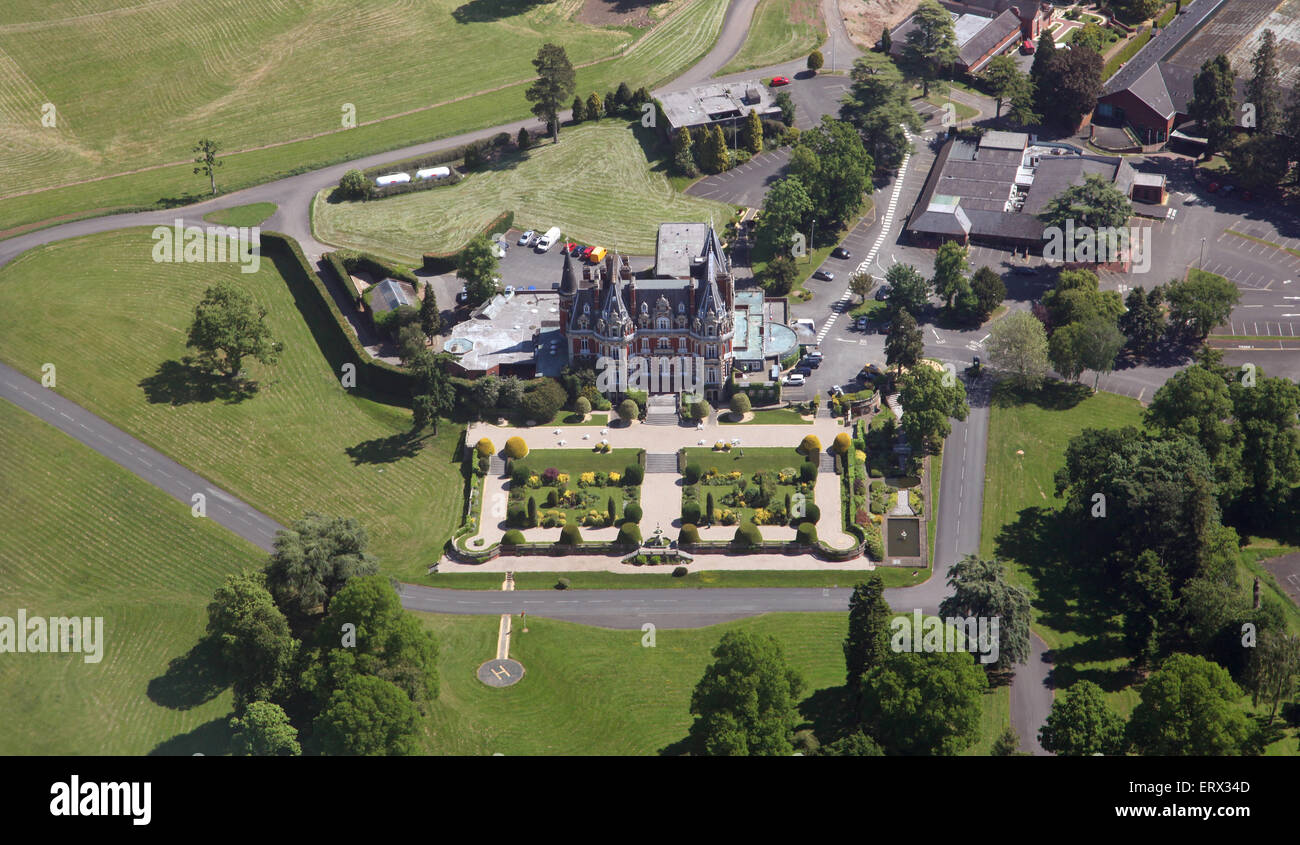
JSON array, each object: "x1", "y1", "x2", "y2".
[
  {"x1": 206, "y1": 571, "x2": 298, "y2": 708},
  {"x1": 1038, "y1": 680, "x2": 1127, "y2": 755},
  {"x1": 880, "y1": 26, "x2": 892, "y2": 54},
  {"x1": 1118, "y1": 284, "x2": 1166, "y2": 354},
  {"x1": 884, "y1": 308, "x2": 923, "y2": 374},
  {"x1": 1246, "y1": 28, "x2": 1282, "y2": 134},
  {"x1": 314, "y1": 674, "x2": 422, "y2": 756},
  {"x1": 419, "y1": 286, "x2": 440, "y2": 337},
  {"x1": 265, "y1": 513, "x2": 379, "y2": 618},
  {"x1": 1126, "y1": 653, "x2": 1258, "y2": 756},
  {"x1": 471, "y1": 375, "x2": 500, "y2": 418},
  {"x1": 586, "y1": 91, "x2": 603, "y2": 121},
  {"x1": 987, "y1": 311, "x2": 1049, "y2": 391},
  {"x1": 1049, "y1": 321, "x2": 1088, "y2": 382},
  {"x1": 185, "y1": 281, "x2": 282, "y2": 379},
  {"x1": 617, "y1": 398, "x2": 638, "y2": 423},
  {"x1": 849, "y1": 270, "x2": 875, "y2": 302},
  {"x1": 338, "y1": 169, "x2": 368, "y2": 200},
  {"x1": 1244, "y1": 631, "x2": 1300, "y2": 723},
  {"x1": 990, "y1": 726, "x2": 1025, "y2": 756},
  {"x1": 807, "y1": 49, "x2": 824, "y2": 73},
  {"x1": 744, "y1": 108, "x2": 764, "y2": 155},
  {"x1": 1071, "y1": 23, "x2": 1109, "y2": 54},
  {"x1": 979, "y1": 55, "x2": 1024, "y2": 117},
  {"x1": 690, "y1": 399, "x2": 714, "y2": 421},
  {"x1": 1188, "y1": 54, "x2": 1236, "y2": 157},
  {"x1": 230, "y1": 701, "x2": 301, "y2": 756},
  {"x1": 755, "y1": 176, "x2": 813, "y2": 256},
  {"x1": 902, "y1": 0, "x2": 957, "y2": 98},
  {"x1": 820, "y1": 730, "x2": 885, "y2": 755},
  {"x1": 615, "y1": 81, "x2": 633, "y2": 108},
  {"x1": 1224, "y1": 132, "x2": 1290, "y2": 190},
  {"x1": 458, "y1": 234, "x2": 500, "y2": 306},
  {"x1": 518, "y1": 378, "x2": 567, "y2": 423},
  {"x1": 843, "y1": 575, "x2": 892, "y2": 689},
  {"x1": 939, "y1": 555, "x2": 1032, "y2": 674},
  {"x1": 884, "y1": 262, "x2": 929, "y2": 317},
  {"x1": 729, "y1": 392, "x2": 751, "y2": 418},
  {"x1": 1029, "y1": 30, "x2": 1057, "y2": 110},
  {"x1": 571, "y1": 95, "x2": 586, "y2": 122},
  {"x1": 193, "y1": 138, "x2": 222, "y2": 195},
  {"x1": 969, "y1": 265, "x2": 1005, "y2": 319},
  {"x1": 320, "y1": 575, "x2": 440, "y2": 708},
  {"x1": 1144, "y1": 363, "x2": 1240, "y2": 498},
  {"x1": 1042, "y1": 268, "x2": 1125, "y2": 328},
  {"x1": 517, "y1": 126, "x2": 532, "y2": 150},
  {"x1": 839, "y1": 53, "x2": 921, "y2": 172},
  {"x1": 860, "y1": 650, "x2": 987, "y2": 755},
  {"x1": 1004, "y1": 76, "x2": 1040, "y2": 128},
  {"x1": 1075, "y1": 316, "x2": 1126, "y2": 391},
  {"x1": 788, "y1": 117, "x2": 873, "y2": 229},
  {"x1": 931, "y1": 240, "x2": 968, "y2": 309},
  {"x1": 672, "y1": 128, "x2": 698, "y2": 177},
  {"x1": 410, "y1": 350, "x2": 455, "y2": 434},
  {"x1": 1166, "y1": 271, "x2": 1240, "y2": 340},
  {"x1": 526, "y1": 43, "x2": 576, "y2": 142},
  {"x1": 898, "y1": 363, "x2": 968, "y2": 453},
  {"x1": 1040, "y1": 47, "x2": 1103, "y2": 129},
  {"x1": 764, "y1": 254, "x2": 798, "y2": 296},
  {"x1": 688, "y1": 631, "x2": 805, "y2": 755},
  {"x1": 1229, "y1": 367, "x2": 1300, "y2": 519},
  {"x1": 1040, "y1": 173, "x2": 1133, "y2": 232}
]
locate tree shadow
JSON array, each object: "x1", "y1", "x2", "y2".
[
  {"x1": 139, "y1": 359, "x2": 259, "y2": 405},
  {"x1": 452, "y1": 0, "x2": 552, "y2": 23},
  {"x1": 798, "y1": 685, "x2": 858, "y2": 745},
  {"x1": 146, "y1": 636, "x2": 230, "y2": 711},
  {"x1": 149, "y1": 717, "x2": 233, "y2": 756},
  {"x1": 157, "y1": 191, "x2": 208, "y2": 209},
  {"x1": 990, "y1": 379, "x2": 1091, "y2": 412},
  {"x1": 345, "y1": 431, "x2": 431, "y2": 465}
]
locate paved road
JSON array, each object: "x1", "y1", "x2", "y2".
[{"x1": 0, "y1": 362, "x2": 284, "y2": 551}]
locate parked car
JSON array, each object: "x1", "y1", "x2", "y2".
[
  {"x1": 875, "y1": 284, "x2": 892, "y2": 301},
  {"x1": 829, "y1": 385, "x2": 844, "y2": 397},
  {"x1": 1183, "y1": 194, "x2": 1199, "y2": 205},
  {"x1": 854, "y1": 316, "x2": 870, "y2": 331},
  {"x1": 518, "y1": 230, "x2": 535, "y2": 246},
  {"x1": 859, "y1": 363, "x2": 883, "y2": 380},
  {"x1": 799, "y1": 356, "x2": 820, "y2": 369},
  {"x1": 770, "y1": 76, "x2": 791, "y2": 86},
  {"x1": 1207, "y1": 181, "x2": 1220, "y2": 193},
  {"x1": 456, "y1": 287, "x2": 469, "y2": 304},
  {"x1": 812, "y1": 269, "x2": 835, "y2": 281},
  {"x1": 1020, "y1": 39, "x2": 1035, "y2": 55},
  {"x1": 581, "y1": 246, "x2": 595, "y2": 259},
  {"x1": 793, "y1": 366, "x2": 812, "y2": 377},
  {"x1": 782, "y1": 373, "x2": 806, "y2": 386},
  {"x1": 831, "y1": 246, "x2": 851, "y2": 259},
  {"x1": 589, "y1": 246, "x2": 607, "y2": 263},
  {"x1": 1222, "y1": 184, "x2": 1236, "y2": 196}
]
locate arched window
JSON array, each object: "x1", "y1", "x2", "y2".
[{"x1": 657, "y1": 317, "x2": 669, "y2": 330}]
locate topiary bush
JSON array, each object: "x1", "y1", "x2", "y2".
[
  {"x1": 729, "y1": 392, "x2": 751, "y2": 417},
  {"x1": 507, "y1": 502, "x2": 528, "y2": 527},
  {"x1": 476, "y1": 438, "x2": 495, "y2": 457},
  {"x1": 796, "y1": 502, "x2": 821, "y2": 525},
  {"x1": 505, "y1": 436, "x2": 528, "y2": 460},
  {"x1": 624, "y1": 502, "x2": 643, "y2": 523},
  {"x1": 795, "y1": 522, "x2": 818, "y2": 545},
  {"x1": 800, "y1": 461, "x2": 818, "y2": 483},
  {"x1": 623, "y1": 464, "x2": 643, "y2": 485},
  {"x1": 684, "y1": 462, "x2": 703, "y2": 484},
  {"x1": 575, "y1": 396, "x2": 592, "y2": 416},
  {"x1": 679, "y1": 524, "x2": 701, "y2": 545},
  {"x1": 502, "y1": 529, "x2": 526, "y2": 545},
  {"x1": 556, "y1": 577, "x2": 571, "y2": 590},
  {"x1": 510, "y1": 464, "x2": 532, "y2": 486},
  {"x1": 672, "y1": 565, "x2": 688, "y2": 577},
  {"x1": 832, "y1": 432, "x2": 852, "y2": 454},
  {"x1": 799, "y1": 434, "x2": 822, "y2": 455},
  {"x1": 869, "y1": 467, "x2": 884, "y2": 478},
  {"x1": 558, "y1": 523, "x2": 583, "y2": 546},
  {"x1": 682, "y1": 500, "x2": 702, "y2": 525},
  {"x1": 617, "y1": 398, "x2": 639, "y2": 422},
  {"x1": 733, "y1": 521, "x2": 762, "y2": 548},
  {"x1": 616, "y1": 522, "x2": 642, "y2": 547}
]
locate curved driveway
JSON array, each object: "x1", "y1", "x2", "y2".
[{"x1": 0, "y1": 1, "x2": 1051, "y2": 754}]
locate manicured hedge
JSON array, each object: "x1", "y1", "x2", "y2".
[{"x1": 262, "y1": 232, "x2": 414, "y2": 400}]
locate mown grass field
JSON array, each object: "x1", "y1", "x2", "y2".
[
  {"x1": 0, "y1": 401, "x2": 264, "y2": 755},
  {"x1": 0, "y1": 229, "x2": 464, "y2": 579},
  {"x1": 719, "y1": 0, "x2": 826, "y2": 74},
  {"x1": 980, "y1": 381, "x2": 1300, "y2": 749},
  {"x1": 0, "y1": 0, "x2": 731, "y2": 235},
  {"x1": 312, "y1": 121, "x2": 734, "y2": 261},
  {"x1": 202, "y1": 202, "x2": 277, "y2": 228},
  {"x1": 418, "y1": 610, "x2": 1007, "y2": 754}
]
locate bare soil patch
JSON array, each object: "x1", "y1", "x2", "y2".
[
  {"x1": 579, "y1": 0, "x2": 660, "y2": 27},
  {"x1": 840, "y1": 0, "x2": 921, "y2": 49}
]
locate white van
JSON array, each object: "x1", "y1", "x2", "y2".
[{"x1": 534, "y1": 226, "x2": 562, "y2": 252}]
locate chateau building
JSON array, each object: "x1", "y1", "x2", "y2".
[{"x1": 559, "y1": 224, "x2": 736, "y2": 403}]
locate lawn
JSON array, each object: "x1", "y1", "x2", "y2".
[
  {"x1": 0, "y1": 0, "x2": 738, "y2": 227},
  {"x1": 417, "y1": 610, "x2": 1006, "y2": 754},
  {"x1": 1103, "y1": 28, "x2": 1153, "y2": 80},
  {"x1": 718, "y1": 0, "x2": 826, "y2": 74},
  {"x1": 202, "y1": 203, "x2": 277, "y2": 228},
  {"x1": 681, "y1": 446, "x2": 814, "y2": 526},
  {"x1": 0, "y1": 401, "x2": 264, "y2": 755},
  {"x1": 312, "y1": 122, "x2": 734, "y2": 262},
  {"x1": 719, "y1": 407, "x2": 812, "y2": 425},
  {"x1": 0, "y1": 229, "x2": 465, "y2": 580},
  {"x1": 849, "y1": 299, "x2": 888, "y2": 320},
  {"x1": 919, "y1": 94, "x2": 979, "y2": 122},
  {"x1": 509, "y1": 448, "x2": 643, "y2": 528}
]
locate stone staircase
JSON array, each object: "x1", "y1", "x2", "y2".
[
  {"x1": 645, "y1": 453, "x2": 678, "y2": 474},
  {"x1": 644, "y1": 394, "x2": 679, "y2": 426},
  {"x1": 489, "y1": 456, "x2": 506, "y2": 476},
  {"x1": 820, "y1": 452, "x2": 837, "y2": 473}
]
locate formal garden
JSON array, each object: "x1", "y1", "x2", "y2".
[
  {"x1": 680, "y1": 444, "x2": 821, "y2": 529},
  {"x1": 503, "y1": 446, "x2": 644, "y2": 533}
]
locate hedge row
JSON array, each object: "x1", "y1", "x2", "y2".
[{"x1": 265, "y1": 232, "x2": 415, "y2": 398}]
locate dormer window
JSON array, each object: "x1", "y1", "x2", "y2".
[
  {"x1": 657, "y1": 317, "x2": 669, "y2": 330},
  {"x1": 678, "y1": 303, "x2": 685, "y2": 313},
  {"x1": 583, "y1": 303, "x2": 590, "y2": 314}
]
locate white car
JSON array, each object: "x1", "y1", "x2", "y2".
[
  {"x1": 782, "y1": 373, "x2": 806, "y2": 386},
  {"x1": 518, "y1": 230, "x2": 535, "y2": 246}
]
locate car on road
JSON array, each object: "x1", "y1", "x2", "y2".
[
  {"x1": 812, "y1": 269, "x2": 835, "y2": 281},
  {"x1": 518, "y1": 230, "x2": 535, "y2": 246},
  {"x1": 782, "y1": 373, "x2": 806, "y2": 386},
  {"x1": 831, "y1": 247, "x2": 851, "y2": 259},
  {"x1": 770, "y1": 76, "x2": 791, "y2": 86},
  {"x1": 875, "y1": 284, "x2": 891, "y2": 301},
  {"x1": 854, "y1": 316, "x2": 870, "y2": 331},
  {"x1": 1010, "y1": 264, "x2": 1038, "y2": 275}
]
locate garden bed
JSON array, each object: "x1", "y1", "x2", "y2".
[
  {"x1": 507, "y1": 448, "x2": 644, "y2": 530},
  {"x1": 680, "y1": 446, "x2": 818, "y2": 528}
]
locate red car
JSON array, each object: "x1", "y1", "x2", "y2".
[
  {"x1": 1020, "y1": 39, "x2": 1035, "y2": 55},
  {"x1": 581, "y1": 246, "x2": 595, "y2": 260},
  {"x1": 770, "y1": 76, "x2": 791, "y2": 86},
  {"x1": 1206, "y1": 181, "x2": 1220, "y2": 192}
]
